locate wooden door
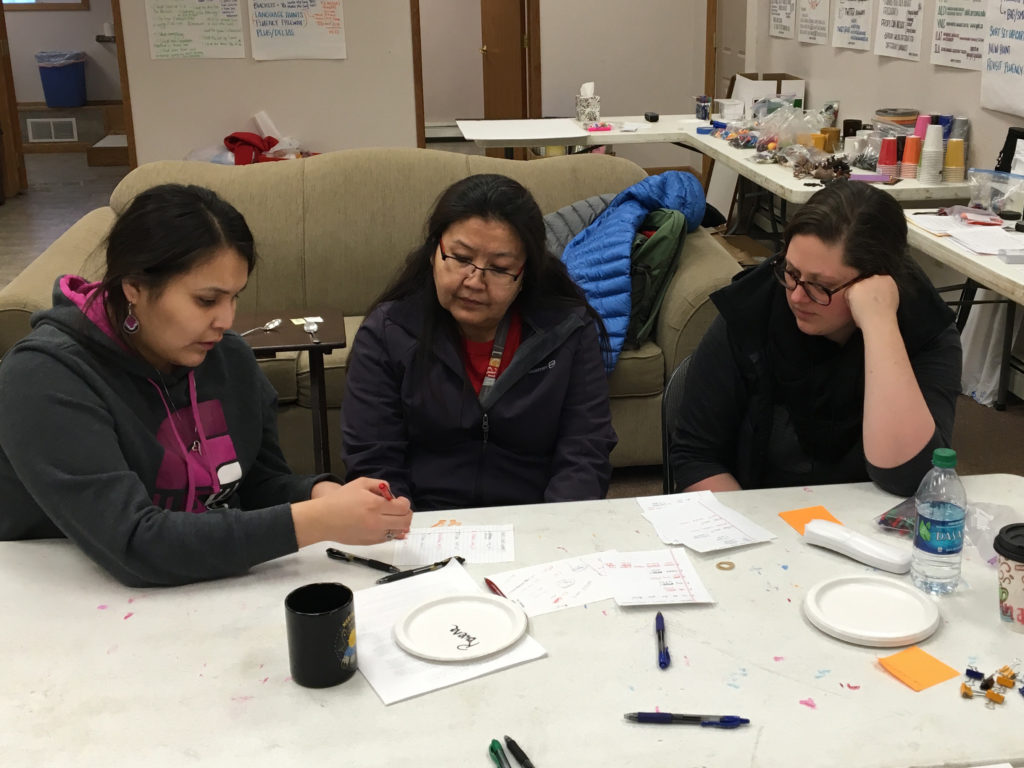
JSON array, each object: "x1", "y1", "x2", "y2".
[
  {"x1": 480, "y1": 0, "x2": 526, "y2": 121},
  {"x1": 0, "y1": 9, "x2": 26, "y2": 197},
  {"x1": 110, "y1": 0, "x2": 138, "y2": 168},
  {"x1": 481, "y1": 0, "x2": 526, "y2": 158}
]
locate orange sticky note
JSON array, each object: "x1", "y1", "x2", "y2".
[
  {"x1": 878, "y1": 646, "x2": 958, "y2": 691},
  {"x1": 779, "y1": 505, "x2": 842, "y2": 534}
]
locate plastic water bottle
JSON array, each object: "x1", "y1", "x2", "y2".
[{"x1": 910, "y1": 448, "x2": 967, "y2": 595}]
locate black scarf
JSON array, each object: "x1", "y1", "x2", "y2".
[{"x1": 766, "y1": 288, "x2": 865, "y2": 461}]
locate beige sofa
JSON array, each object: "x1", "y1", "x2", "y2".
[{"x1": 0, "y1": 147, "x2": 740, "y2": 473}]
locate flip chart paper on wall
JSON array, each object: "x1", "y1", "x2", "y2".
[
  {"x1": 248, "y1": 0, "x2": 347, "y2": 60},
  {"x1": 832, "y1": 0, "x2": 873, "y2": 50},
  {"x1": 930, "y1": 0, "x2": 986, "y2": 71},
  {"x1": 145, "y1": 0, "x2": 245, "y2": 60},
  {"x1": 981, "y1": 0, "x2": 1024, "y2": 117},
  {"x1": 771, "y1": 0, "x2": 797, "y2": 38},
  {"x1": 874, "y1": 0, "x2": 924, "y2": 61},
  {"x1": 798, "y1": 0, "x2": 832, "y2": 45}
]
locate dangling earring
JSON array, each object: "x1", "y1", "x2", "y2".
[{"x1": 123, "y1": 302, "x2": 140, "y2": 335}]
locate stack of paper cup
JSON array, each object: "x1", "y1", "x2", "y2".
[
  {"x1": 914, "y1": 115, "x2": 932, "y2": 140},
  {"x1": 900, "y1": 135, "x2": 921, "y2": 179},
  {"x1": 950, "y1": 116, "x2": 970, "y2": 167},
  {"x1": 943, "y1": 138, "x2": 966, "y2": 183},
  {"x1": 877, "y1": 137, "x2": 898, "y2": 178},
  {"x1": 919, "y1": 124, "x2": 945, "y2": 184}
]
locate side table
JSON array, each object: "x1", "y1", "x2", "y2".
[{"x1": 234, "y1": 310, "x2": 346, "y2": 473}]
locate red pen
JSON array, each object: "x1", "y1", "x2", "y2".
[
  {"x1": 378, "y1": 482, "x2": 394, "y2": 500},
  {"x1": 484, "y1": 578, "x2": 507, "y2": 598}
]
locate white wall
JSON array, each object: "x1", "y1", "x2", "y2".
[
  {"x1": 420, "y1": 0, "x2": 482, "y2": 124},
  {"x1": 118, "y1": 0, "x2": 417, "y2": 164},
  {"x1": 540, "y1": 0, "x2": 705, "y2": 170},
  {"x1": 6, "y1": 0, "x2": 122, "y2": 103},
  {"x1": 746, "y1": 3, "x2": 1017, "y2": 171}
]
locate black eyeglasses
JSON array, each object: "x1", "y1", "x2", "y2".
[
  {"x1": 439, "y1": 241, "x2": 524, "y2": 285},
  {"x1": 771, "y1": 254, "x2": 867, "y2": 306}
]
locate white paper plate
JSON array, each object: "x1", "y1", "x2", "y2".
[
  {"x1": 394, "y1": 594, "x2": 528, "y2": 662},
  {"x1": 802, "y1": 575, "x2": 940, "y2": 647}
]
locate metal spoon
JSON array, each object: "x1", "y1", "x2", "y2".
[
  {"x1": 239, "y1": 318, "x2": 282, "y2": 337},
  {"x1": 303, "y1": 320, "x2": 321, "y2": 343}
]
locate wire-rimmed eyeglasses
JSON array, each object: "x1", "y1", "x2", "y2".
[{"x1": 439, "y1": 241, "x2": 524, "y2": 285}]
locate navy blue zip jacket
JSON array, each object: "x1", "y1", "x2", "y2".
[{"x1": 341, "y1": 292, "x2": 616, "y2": 511}]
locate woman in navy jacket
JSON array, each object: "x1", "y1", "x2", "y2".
[{"x1": 341, "y1": 174, "x2": 617, "y2": 511}]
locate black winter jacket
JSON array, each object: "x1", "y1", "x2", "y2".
[{"x1": 341, "y1": 293, "x2": 616, "y2": 511}]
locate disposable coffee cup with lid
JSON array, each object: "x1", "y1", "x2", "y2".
[{"x1": 994, "y1": 523, "x2": 1024, "y2": 632}]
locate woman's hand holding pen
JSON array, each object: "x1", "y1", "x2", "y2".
[{"x1": 293, "y1": 477, "x2": 412, "y2": 548}]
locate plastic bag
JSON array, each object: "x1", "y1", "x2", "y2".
[
  {"x1": 875, "y1": 497, "x2": 915, "y2": 537},
  {"x1": 852, "y1": 133, "x2": 882, "y2": 171},
  {"x1": 34, "y1": 51, "x2": 86, "y2": 67},
  {"x1": 967, "y1": 168, "x2": 1024, "y2": 215}
]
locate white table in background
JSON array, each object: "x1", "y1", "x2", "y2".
[
  {"x1": 2, "y1": 475, "x2": 1022, "y2": 767},
  {"x1": 457, "y1": 115, "x2": 972, "y2": 202},
  {"x1": 458, "y1": 116, "x2": 972, "y2": 247},
  {"x1": 905, "y1": 212, "x2": 1024, "y2": 408}
]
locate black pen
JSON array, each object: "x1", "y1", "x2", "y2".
[
  {"x1": 326, "y1": 548, "x2": 399, "y2": 574},
  {"x1": 504, "y1": 735, "x2": 536, "y2": 768},
  {"x1": 375, "y1": 556, "x2": 466, "y2": 584}
]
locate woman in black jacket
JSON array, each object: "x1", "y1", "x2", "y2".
[
  {"x1": 341, "y1": 174, "x2": 617, "y2": 511},
  {"x1": 669, "y1": 181, "x2": 961, "y2": 497}
]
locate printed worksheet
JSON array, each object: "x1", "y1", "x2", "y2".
[
  {"x1": 486, "y1": 552, "x2": 615, "y2": 616},
  {"x1": 602, "y1": 549, "x2": 715, "y2": 606},
  {"x1": 636, "y1": 491, "x2": 776, "y2": 553},
  {"x1": 393, "y1": 524, "x2": 514, "y2": 566}
]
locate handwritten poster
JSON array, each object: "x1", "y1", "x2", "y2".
[
  {"x1": 981, "y1": 0, "x2": 1024, "y2": 117},
  {"x1": 249, "y1": 0, "x2": 347, "y2": 60},
  {"x1": 832, "y1": 0, "x2": 872, "y2": 49},
  {"x1": 874, "y1": 0, "x2": 924, "y2": 60},
  {"x1": 145, "y1": 0, "x2": 245, "y2": 59},
  {"x1": 799, "y1": 0, "x2": 831, "y2": 44},
  {"x1": 770, "y1": 0, "x2": 797, "y2": 38},
  {"x1": 930, "y1": 0, "x2": 986, "y2": 69}
]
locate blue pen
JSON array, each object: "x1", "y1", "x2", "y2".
[
  {"x1": 624, "y1": 712, "x2": 750, "y2": 728},
  {"x1": 655, "y1": 611, "x2": 670, "y2": 669}
]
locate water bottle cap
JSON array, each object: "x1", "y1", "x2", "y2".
[{"x1": 931, "y1": 447, "x2": 957, "y2": 468}]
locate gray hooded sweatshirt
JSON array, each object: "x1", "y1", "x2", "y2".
[{"x1": 0, "y1": 275, "x2": 320, "y2": 587}]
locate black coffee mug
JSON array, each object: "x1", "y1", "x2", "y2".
[{"x1": 285, "y1": 582, "x2": 357, "y2": 688}]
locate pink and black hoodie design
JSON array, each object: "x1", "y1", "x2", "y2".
[{"x1": 0, "y1": 276, "x2": 333, "y2": 586}]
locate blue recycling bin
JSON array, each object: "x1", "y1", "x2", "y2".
[{"x1": 35, "y1": 51, "x2": 87, "y2": 108}]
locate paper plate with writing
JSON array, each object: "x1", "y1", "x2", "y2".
[{"x1": 394, "y1": 594, "x2": 528, "y2": 662}]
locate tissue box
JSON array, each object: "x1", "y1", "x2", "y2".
[
  {"x1": 731, "y1": 72, "x2": 805, "y2": 116},
  {"x1": 576, "y1": 95, "x2": 600, "y2": 123}
]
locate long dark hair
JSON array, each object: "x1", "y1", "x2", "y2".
[
  {"x1": 783, "y1": 180, "x2": 914, "y2": 290},
  {"x1": 90, "y1": 184, "x2": 256, "y2": 341},
  {"x1": 373, "y1": 173, "x2": 608, "y2": 365}
]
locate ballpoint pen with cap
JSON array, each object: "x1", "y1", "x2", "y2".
[
  {"x1": 624, "y1": 712, "x2": 750, "y2": 728},
  {"x1": 656, "y1": 611, "x2": 670, "y2": 669},
  {"x1": 326, "y1": 548, "x2": 399, "y2": 574},
  {"x1": 375, "y1": 556, "x2": 466, "y2": 584}
]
